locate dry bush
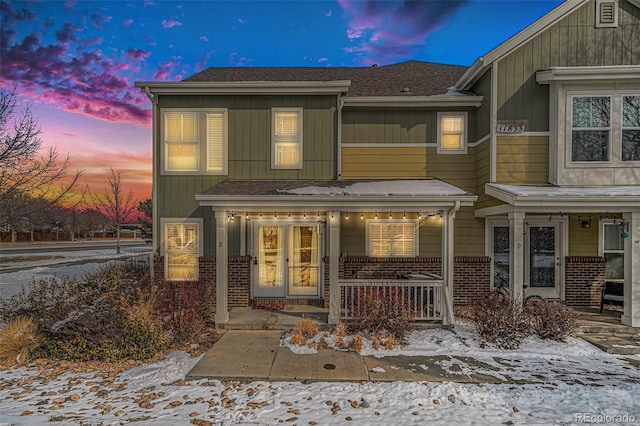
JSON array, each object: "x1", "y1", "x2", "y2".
[
  {"x1": 290, "y1": 318, "x2": 319, "y2": 346},
  {"x1": 159, "y1": 280, "x2": 213, "y2": 343},
  {"x1": 352, "y1": 332, "x2": 363, "y2": 353},
  {"x1": 0, "y1": 316, "x2": 40, "y2": 366},
  {"x1": 334, "y1": 322, "x2": 347, "y2": 339},
  {"x1": 471, "y1": 292, "x2": 529, "y2": 350},
  {"x1": 351, "y1": 286, "x2": 415, "y2": 341},
  {"x1": 525, "y1": 300, "x2": 580, "y2": 342}
]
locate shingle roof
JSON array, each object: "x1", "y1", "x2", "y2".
[
  {"x1": 199, "y1": 179, "x2": 472, "y2": 197},
  {"x1": 183, "y1": 60, "x2": 468, "y2": 97}
]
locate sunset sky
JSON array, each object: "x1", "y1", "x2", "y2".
[{"x1": 1, "y1": 0, "x2": 562, "y2": 202}]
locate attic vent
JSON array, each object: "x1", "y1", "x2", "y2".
[{"x1": 596, "y1": 0, "x2": 618, "y2": 28}]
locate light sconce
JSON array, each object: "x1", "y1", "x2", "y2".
[
  {"x1": 345, "y1": 212, "x2": 349, "y2": 220},
  {"x1": 578, "y1": 216, "x2": 592, "y2": 229}
]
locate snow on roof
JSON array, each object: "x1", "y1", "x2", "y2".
[
  {"x1": 280, "y1": 180, "x2": 469, "y2": 197},
  {"x1": 489, "y1": 184, "x2": 640, "y2": 198}
]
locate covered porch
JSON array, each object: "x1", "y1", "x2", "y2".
[
  {"x1": 196, "y1": 179, "x2": 477, "y2": 326},
  {"x1": 477, "y1": 183, "x2": 640, "y2": 327}
]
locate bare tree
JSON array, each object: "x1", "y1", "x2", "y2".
[
  {"x1": 0, "y1": 87, "x2": 82, "y2": 231},
  {"x1": 90, "y1": 168, "x2": 138, "y2": 254},
  {"x1": 137, "y1": 198, "x2": 152, "y2": 243}
]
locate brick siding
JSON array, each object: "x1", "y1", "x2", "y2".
[{"x1": 564, "y1": 256, "x2": 606, "y2": 307}]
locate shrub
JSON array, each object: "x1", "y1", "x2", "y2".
[
  {"x1": 290, "y1": 318, "x2": 320, "y2": 346},
  {"x1": 525, "y1": 300, "x2": 580, "y2": 342},
  {"x1": 471, "y1": 292, "x2": 529, "y2": 350},
  {"x1": 0, "y1": 316, "x2": 40, "y2": 366},
  {"x1": 159, "y1": 280, "x2": 214, "y2": 343},
  {"x1": 351, "y1": 285, "x2": 415, "y2": 342}
]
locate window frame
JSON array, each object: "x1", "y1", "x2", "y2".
[
  {"x1": 161, "y1": 218, "x2": 203, "y2": 281},
  {"x1": 271, "y1": 107, "x2": 303, "y2": 169},
  {"x1": 569, "y1": 95, "x2": 612, "y2": 163},
  {"x1": 599, "y1": 219, "x2": 625, "y2": 283},
  {"x1": 437, "y1": 112, "x2": 468, "y2": 154},
  {"x1": 365, "y1": 219, "x2": 419, "y2": 258},
  {"x1": 622, "y1": 94, "x2": 640, "y2": 162},
  {"x1": 565, "y1": 91, "x2": 640, "y2": 168},
  {"x1": 161, "y1": 108, "x2": 228, "y2": 175}
]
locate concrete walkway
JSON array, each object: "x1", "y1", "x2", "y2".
[{"x1": 186, "y1": 330, "x2": 640, "y2": 384}]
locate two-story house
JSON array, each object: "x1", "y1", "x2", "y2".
[{"x1": 137, "y1": 0, "x2": 640, "y2": 328}]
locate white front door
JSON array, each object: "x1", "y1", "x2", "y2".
[
  {"x1": 525, "y1": 221, "x2": 562, "y2": 299},
  {"x1": 252, "y1": 221, "x2": 322, "y2": 298}
]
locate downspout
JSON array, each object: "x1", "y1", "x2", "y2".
[
  {"x1": 337, "y1": 94, "x2": 344, "y2": 180},
  {"x1": 142, "y1": 87, "x2": 159, "y2": 279}
]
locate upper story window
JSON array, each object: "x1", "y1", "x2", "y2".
[
  {"x1": 622, "y1": 95, "x2": 640, "y2": 161},
  {"x1": 569, "y1": 94, "x2": 640, "y2": 164},
  {"x1": 437, "y1": 112, "x2": 467, "y2": 154},
  {"x1": 571, "y1": 96, "x2": 611, "y2": 162},
  {"x1": 366, "y1": 220, "x2": 418, "y2": 257},
  {"x1": 163, "y1": 109, "x2": 227, "y2": 175},
  {"x1": 272, "y1": 108, "x2": 303, "y2": 169}
]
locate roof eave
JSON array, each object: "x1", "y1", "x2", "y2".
[
  {"x1": 456, "y1": 1, "x2": 585, "y2": 91},
  {"x1": 536, "y1": 65, "x2": 640, "y2": 83},
  {"x1": 342, "y1": 96, "x2": 483, "y2": 108},
  {"x1": 195, "y1": 194, "x2": 477, "y2": 209},
  {"x1": 485, "y1": 185, "x2": 640, "y2": 209},
  {"x1": 134, "y1": 80, "x2": 352, "y2": 95}
]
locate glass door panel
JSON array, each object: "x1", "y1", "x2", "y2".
[
  {"x1": 289, "y1": 225, "x2": 320, "y2": 296},
  {"x1": 254, "y1": 225, "x2": 285, "y2": 298},
  {"x1": 492, "y1": 225, "x2": 510, "y2": 291},
  {"x1": 526, "y1": 222, "x2": 561, "y2": 299}
]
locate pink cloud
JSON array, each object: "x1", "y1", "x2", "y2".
[
  {"x1": 161, "y1": 18, "x2": 182, "y2": 28},
  {"x1": 121, "y1": 18, "x2": 133, "y2": 28},
  {"x1": 90, "y1": 10, "x2": 112, "y2": 30},
  {"x1": 338, "y1": 0, "x2": 467, "y2": 65},
  {"x1": 125, "y1": 48, "x2": 151, "y2": 61},
  {"x1": 153, "y1": 56, "x2": 182, "y2": 80},
  {"x1": 0, "y1": 28, "x2": 151, "y2": 126}
]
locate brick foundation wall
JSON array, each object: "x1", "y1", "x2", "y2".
[
  {"x1": 229, "y1": 256, "x2": 251, "y2": 307},
  {"x1": 453, "y1": 257, "x2": 492, "y2": 305},
  {"x1": 565, "y1": 256, "x2": 605, "y2": 307}
]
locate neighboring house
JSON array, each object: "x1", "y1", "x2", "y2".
[{"x1": 137, "y1": 0, "x2": 640, "y2": 327}]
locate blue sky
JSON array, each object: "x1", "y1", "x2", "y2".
[{"x1": 1, "y1": 0, "x2": 562, "y2": 199}]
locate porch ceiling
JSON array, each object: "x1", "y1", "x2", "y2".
[
  {"x1": 196, "y1": 179, "x2": 477, "y2": 210},
  {"x1": 478, "y1": 184, "x2": 640, "y2": 216}
]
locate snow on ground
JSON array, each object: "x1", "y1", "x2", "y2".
[
  {"x1": 1, "y1": 327, "x2": 639, "y2": 425},
  {"x1": 0, "y1": 246, "x2": 150, "y2": 300}
]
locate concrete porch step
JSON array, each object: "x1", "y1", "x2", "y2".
[
  {"x1": 578, "y1": 324, "x2": 639, "y2": 334},
  {"x1": 579, "y1": 333, "x2": 640, "y2": 355}
]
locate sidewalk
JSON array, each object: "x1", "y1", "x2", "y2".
[{"x1": 186, "y1": 330, "x2": 640, "y2": 384}]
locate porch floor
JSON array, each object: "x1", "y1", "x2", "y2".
[
  {"x1": 220, "y1": 305, "x2": 329, "y2": 330},
  {"x1": 574, "y1": 307, "x2": 636, "y2": 333}
]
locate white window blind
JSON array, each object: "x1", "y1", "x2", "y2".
[
  {"x1": 166, "y1": 112, "x2": 199, "y2": 142},
  {"x1": 207, "y1": 112, "x2": 226, "y2": 172},
  {"x1": 438, "y1": 113, "x2": 467, "y2": 153},
  {"x1": 368, "y1": 221, "x2": 417, "y2": 257},
  {"x1": 272, "y1": 109, "x2": 302, "y2": 168}
]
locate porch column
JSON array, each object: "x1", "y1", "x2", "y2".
[
  {"x1": 509, "y1": 211, "x2": 525, "y2": 303},
  {"x1": 441, "y1": 207, "x2": 456, "y2": 326},
  {"x1": 214, "y1": 209, "x2": 229, "y2": 325},
  {"x1": 622, "y1": 211, "x2": 640, "y2": 327},
  {"x1": 328, "y1": 210, "x2": 341, "y2": 325}
]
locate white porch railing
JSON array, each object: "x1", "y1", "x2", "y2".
[{"x1": 338, "y1": 276, "x2": 445, "y2": 322}]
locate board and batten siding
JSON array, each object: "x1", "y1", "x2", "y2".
[{"x1": 496, "y1": 0, "x2": 639, "y2": 130}]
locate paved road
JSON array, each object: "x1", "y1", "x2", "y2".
[{"x1": 0, "y1": 240, "x2": 150, "y2": 255}]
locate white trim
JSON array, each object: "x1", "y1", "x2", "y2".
[
  {"x1": 341, "y1": 143, "x2": 434, "y2": 148},
  {"x1": 469, "y1": 134, "x2": 490, "y2": 148},
  {"x1": 595, "y1": 0, "x2": 619, "y2": 28},
  {"x1": 496, "y1": 131, "x2": 550, "y2": 137},
  {"x1": 342, "y1": 96, "x2": 483, "y2": 108},
  {"x1": 490, "y1": 62, "x2": 498, "y2": 183},
  {"x1": 599, "y1": 218, "x2": 626, "y2": 282},
  {"x1": 337, "y1": 95, "x2": 343, "y2": 179},
  {"x1": 271, "y1": 107, "x2": 303, "y2": 170},
  {"x1": 537, "y1": 66, "x2": 640, "y2": 84},
  {"x1": 136, "y1": 80, "x2": 351, "y2": 95},
  {"x1": 437, "y1": 112, "x2": 468, "y2": 155}
]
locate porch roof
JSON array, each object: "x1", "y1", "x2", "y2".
[
  {"x1": 196, "y1": 179, "x2": 477, "y2": 210},
  {"x1": 477, "y1": 184, "x2": 640, "y2": 216}
]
